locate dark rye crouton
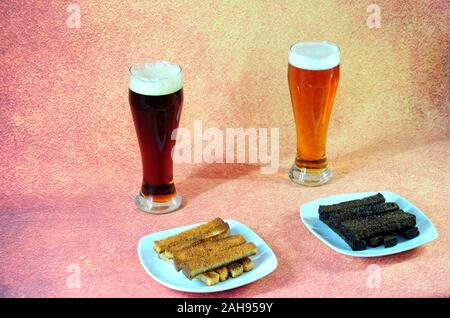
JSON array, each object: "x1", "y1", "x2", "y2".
[
  {"x1": 319, "y1": 193, "x2": 385, "y2": 216},
  {"x1": 321, "y1": 216, "x2": 367, "y2": 251},
  {"x1": 367, "y1": 236, "x2": 384, "y2": 248},
  {"x1": 383, "y1": 234, "x2": 398, "y2": 248},
  {"x1": 339, "y1": 210, "x2": 416, "y2": 240},
  {"x1": 399, "y1": 227, "x2": 420, "y2": 240},
  {"x1": 319, "y1": 202, "x2": 399, "y2": 223}
]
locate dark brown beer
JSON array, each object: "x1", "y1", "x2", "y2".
[
  {"x1": 128, "y1": 61, "x2": 183, "y2": 213},
  {"x1": 129, "y1": 89, "x2": 183, "y2": 202}
]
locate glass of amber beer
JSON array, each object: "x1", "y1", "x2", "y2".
[
  {"x1": 128, "y1": 61, "x2": 183, "y2": 213},
  {"x1": 288, "y1": 41, "x2": 340, "y2": 186}
]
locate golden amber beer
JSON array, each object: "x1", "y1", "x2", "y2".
[{"x1": 288, "y1": 41, "x2": 340, "y2": 186}]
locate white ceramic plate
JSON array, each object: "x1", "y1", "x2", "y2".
[
  {"x1": 138, "y1": 219, "x2": 277, "y2": 293},
  {"x1": 300, "y1": 191, "x2": 438, "y2": 257}
]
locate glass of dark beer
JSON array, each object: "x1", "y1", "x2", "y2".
[
  {"x1": 288, "y1": 41, "x2": 340, "y2": 186},
  {"x1": 128, "y1": 61, "x2": 183, "y2": 213}
]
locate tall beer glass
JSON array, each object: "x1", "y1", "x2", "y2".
[
  {"x1": 128, "y1": 61, "x2": 183, "y2": 213},
  {"x1": 288, "y1": 41, "x2": 340, "y2": 186}
]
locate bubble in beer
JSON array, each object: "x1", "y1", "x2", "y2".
[
  {"x1": 289, "y1": 41, "x2": 340, "y2": 71},
  {"x1": 128, "y1": 61, "x2": 183, "y2": 96}
]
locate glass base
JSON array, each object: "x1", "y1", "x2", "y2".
[
  {"x1": 135, "y1": 192, "x2": 182, "y2": 214},
  {"x1": 289, "y1": 165, "x2": 332, "y2": 186}
]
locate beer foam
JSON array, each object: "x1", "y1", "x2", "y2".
[
  {"x1": 289, "y1": 41, "x2": 340, "y2": 70},
  {"x1": 128, "y1": 61, "x2": 183, "y2": 96}
]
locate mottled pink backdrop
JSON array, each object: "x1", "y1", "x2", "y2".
[{"x1": 0, "y1": 1, "x2": 449, "y2": 297}]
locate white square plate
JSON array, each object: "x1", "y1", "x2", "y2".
[
  {"x1": 300, "y1": 191, "x2": 438, "y2": 257},
  {"x1": 138, "y1": 219, "x2": 277, "y2": 293}
]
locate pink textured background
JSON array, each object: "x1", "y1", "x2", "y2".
[{"x1": 1, "y1": 1, "x2": 449, "y2": 297}]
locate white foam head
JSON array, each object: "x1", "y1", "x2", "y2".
[
  {"x1": 128, "y1": 61, "x2": 183, "y2": 96},
  {"x1": 289, "y1": 41, "x2": 340, "y2": 70}
]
